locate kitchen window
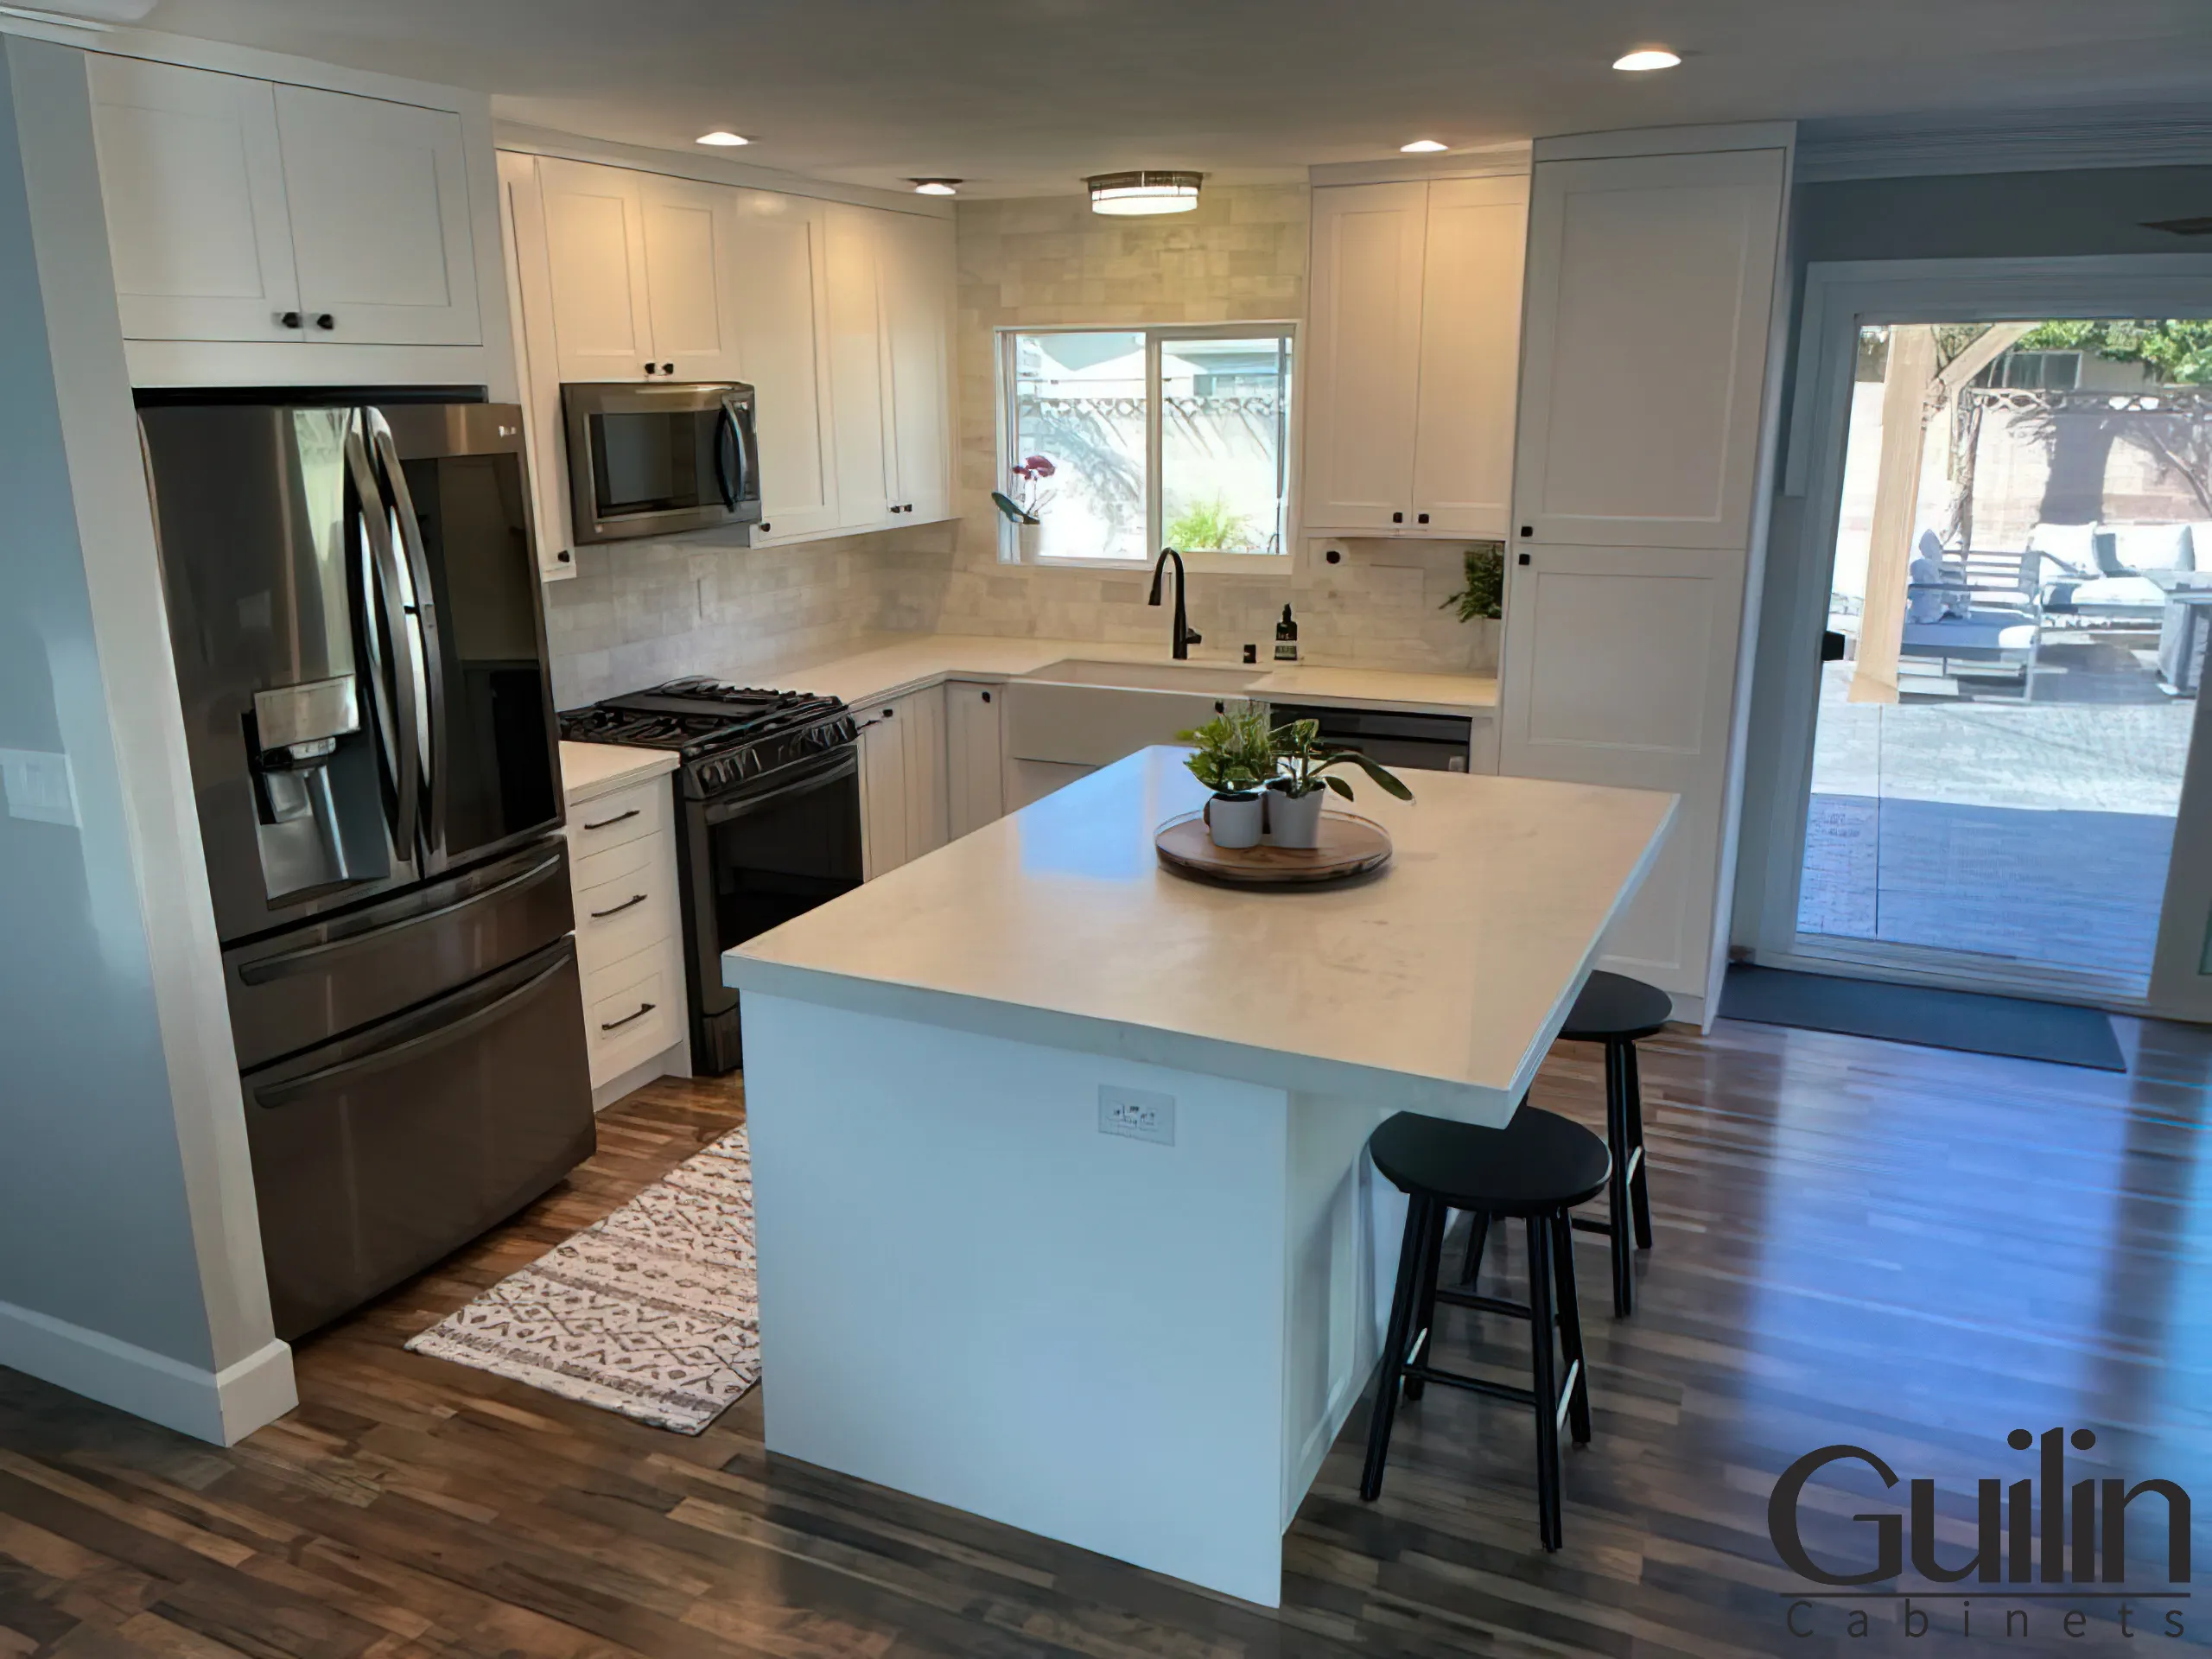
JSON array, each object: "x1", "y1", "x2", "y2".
[{"x1": 999, "y1": 325, "x2": 1294, "y2": 566}]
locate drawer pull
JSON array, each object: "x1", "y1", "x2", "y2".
[
  {"x1": 582, "y1": 807, "x2": 640, "y2": 831},
  {"x1": 600, "y1": 1001, "x2": 656, "y2": 1031},
  {"x1": 589, "y1": 892, "x2": 650, "y2": 919}
]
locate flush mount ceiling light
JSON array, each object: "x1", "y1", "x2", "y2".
[
  {"x1": 909, "y1": 179, "x2": 963, "y2": 195},
  {"x1": 1401, "y1": 139, "x2": 1450, "y2": 154},
  {"x1": 696, "y1": 130, "x2": 750, "y2": 147},
  {"x1": 1086, "y1": 170, "x2": 1202, "y2": 216},
  {"x1": 1611, "y1": 48, "x2": 1681, "y2": 71}
]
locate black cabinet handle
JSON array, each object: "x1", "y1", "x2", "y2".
[
  {"x1": 1520, "y1": 524, "x2": 1533, "y2": 537},
  {"x1": 589, "y1": 892, "x2": 650, "y2": 918},
  {"x1": 601, "y1": 1002, "x2": 656, "y2": 1031},
  {"x1": 1391, "y1": 511, "x2": 1404, "y2": 524},
  {"x1": 881, "y1": 707, "x2": 895, "y2": 718},
  {"x1": 643, "y1": 363, "x2": 658, "y2": 374},
  {"x1": 980, "y1": 690, "x2": 991, "y2": 703},
  {"x1": 1416, "y1": 512, "x2": 1430, "y2": 524},
  {"x1": 582, "y1": 807, "x2": 640, "y2": 831},
  {"x1": 1517, "y1": 551, "x2": 1531, "y2": 565},
  {"x1": 280, "y1": 310, "x2": 302, "y2": 328},
  {"x1": 758, "y1": 521, "x2": 772, "y2": 533},
  {"x1": 661, "y1": 362, "x2": 674, "y2": 374},
  {"x1": 315, "y1": 313, "x2": 334, "y2": 330}
]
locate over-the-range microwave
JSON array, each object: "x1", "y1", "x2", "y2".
[{"x1": 562, "y1": 380, "x2": 762, "y2": 545}]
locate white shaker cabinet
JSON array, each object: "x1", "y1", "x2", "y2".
[
  {"x1": 1302, "y1": 174, "x2": 1526, "y2": 537},
  {"x1": 730, "y1": 188, "x2": 842, "y2": 542},
  {"x1": 87, "y1": 56, "x2": 480, "y2": 350},
  {"x1": 635, "y1": 172, "x2": 745, "y2": 382},
  {"x1": 823, "y1": 202, "x2": 896, "y2": 531},
  {"x1": 1497, "y1": 133, "x2": 1789, "y2": 1018},
  {"x1": 1510, "y1": 147, "x2": 1786, "y2": 550},
  {"x1": 944, "y1": 681, "x2": 1006, "y2": 840},
  {"x1": 536, "y1": 158, "x2": 653, "y2": 381},
  {"x1": 857, "y1": 685, "x2": 951, "y2": 879},
  {"x1": 878, "y1": 209, "x2": 957, "y2": 524}
]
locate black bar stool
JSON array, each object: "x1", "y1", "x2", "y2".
[
  {"x1": 1556, "y1": 970, "x2": 1669, "y2": 1317},
  {"x1": 1360, "y1": 1106, "x2": 1610, "y2": 1550}
]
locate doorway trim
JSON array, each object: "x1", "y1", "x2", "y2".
[{"x1": 1734, "y1": 252, "x2": 2212, "y2": 1018}]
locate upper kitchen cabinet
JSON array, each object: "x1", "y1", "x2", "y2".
[
  {"x1": 88, "y1": 56, "x2": 481, "y2": 351},
  {"x1": 823, "y1": 202, "x2": 895, "y2": 530},
  {"x1": 1510, "y1": 146, "x2": 1785, "y2": 550},
  {"x1": 1301, "y1": 173, "x2": 1526, "y2": 538},
  {"x1": 728, "y1": 188, "x2": 842, "y2": 541},
  {"x1": 536, "y1": 157, "x2": 746, "y2": 383},
  {"x1": 877, "y1": 209, "x2": 957, "y2": 524}
]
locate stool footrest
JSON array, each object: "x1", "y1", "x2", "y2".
[
  {"x1": 1403, "y1": 1363, "x2": 1538, "y2": 1410},
  {"x1": 1433, "y1": 1287, "x2": 1532, "y2": 1319},
  {"x1": 1568, "y1": 1215, "x2": 1614, "y2": 1238}
]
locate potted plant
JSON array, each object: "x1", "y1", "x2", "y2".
[
  {"x1": 1176, "y1": 701, "x2": 1274, "y2": 849},
  {"x1": 1264, "y1": 718, "x2": 1414, "y2": 849},
  {"x1": 992, "y1": 454, "x2": 1057, "y2": 558}
]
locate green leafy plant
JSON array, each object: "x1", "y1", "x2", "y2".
[
  {"x1": 1176, "y1": 700, "x2": 1274, "y2": 795},
  {"x1": 1268, "y1": 718, "x2": 1414, "y2": 804},
  {"x1": 1165, "y1": 495, "x2": 1254, "y2": 551},
  {"x1": 2012, "y1": 319, "x2": 2212, "y2": 385},
  {"x1": 1441, "y1": 543, "x2": 1505, "y2": 623}
]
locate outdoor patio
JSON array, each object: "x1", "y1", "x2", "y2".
[{"x1": 1796, "y1": 641, "x2": 2193, "y2": 988}]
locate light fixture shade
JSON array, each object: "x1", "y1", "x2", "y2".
[
  {"x1": 1611, "y1": 48, "x2": 1681, "y2": 71},
  {"x1": 909, "y1": 178, "x2": 962, "y2": 196},
  {"x1": 696, "y1": 130, "x2": 750, "y2": 147},
  {"x1": 1400, "y1": 139, "x2": 1449, "y2": 154},
  {"x1": 1086, "y1": 170, "x2": 1202, "y2": 216}
]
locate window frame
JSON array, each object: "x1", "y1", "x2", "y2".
[{"x1": 995, "y1": 321, "x2": 1300, "y2": 574}]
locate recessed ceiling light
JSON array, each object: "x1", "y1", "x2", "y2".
[
  {"x1": 1400, "y1": 139, "x2": 1449, "y2": 154},
  {"x1": 696, "y1": 130, "x2": 750, "y2": 147},
  {"x1": 1611, "y1": 48, "x2": 1681, "y2": 72},
  {"x1": 909, "y1": 178, "x2": 962, "y2": 196}
]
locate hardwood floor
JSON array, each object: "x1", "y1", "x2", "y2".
[{"x1": 3, "y1": 1020, "x2": 2209, "y2": 1657}]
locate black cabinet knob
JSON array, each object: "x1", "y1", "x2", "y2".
[
  {"x1": 280, "y1": 311, "x2": 302, "y2": 328},
  {"x1": 1391, "y1": 511, "x2": 1403, "y2": 524},
  {"x1": 643, "y1": 363, "x2": 657, "y2": 374},
  {"x1": 980, "y1": 690, "x2": 991, "y2": 703},
  {"x1": 1416, "y1": 512, "x2": 1429, "y2": 524},
  {"x1": 759, "y1": 522, "x2": 771, "y2": 533},
  {"x1": 1520, "y1": 524, "x2": 1533, "y2": 537},
  {"x1": 662, "y1": 362, "x2": 674, "y2": 374},
  {"x1": 315, "y1": 313, "x2": 334, "y2": 330},
  {"x1": 1325, "y1": 547, "x2": 1342, "y2": 564},
  {"x1": 1517, "y1": 551, "x2": 1531, "y2": 565}
]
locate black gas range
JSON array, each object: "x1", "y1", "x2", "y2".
[{"x1": 561, "y1": 678, "x2": 864, "y2": 1076}]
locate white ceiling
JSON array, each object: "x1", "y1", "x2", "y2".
[{"x1": 142, "y1": 0, "x2": 2212, "y2": 198}]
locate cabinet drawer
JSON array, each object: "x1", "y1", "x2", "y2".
[
  {"x1": 575, "y1": 854, "x2": 678, "y2": 970},
  {"x1": 566, "y1": 777, "x2": 670, "y2": 855},
  {"x1": 583, "y1": 943, "x2": 682, "y2": 1085}
]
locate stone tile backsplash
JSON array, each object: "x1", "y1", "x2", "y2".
[{"x1": 543, "y1": 182, "x2": 1500, "y2": 698}]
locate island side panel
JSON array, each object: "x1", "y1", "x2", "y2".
[{"x1": 741, "y1": 993, "x2": 1295, "y2": 1606}]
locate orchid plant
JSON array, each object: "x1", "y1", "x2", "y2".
[{"x1": 991, "y1": 454, "x2": 1058, "y2": 526}]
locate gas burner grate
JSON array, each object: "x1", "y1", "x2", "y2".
[{"x1": 560, "y1": 678, "x2": 850, "y2": 761}]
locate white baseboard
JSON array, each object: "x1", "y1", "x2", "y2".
[
  {"x1": 591, "y1": 1039, "x2": 690, "y2": 1113},
  {"x1": 0, "y1": 1296, "x2": 296, "y2": 1445}
]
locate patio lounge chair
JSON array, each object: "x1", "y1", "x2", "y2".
[
  {"x1": 1899, "y1": 533, "x2": 2043, "y2": 690},
  {"x1": 2036, "y1": 522, "x2": 2212, "y2": 622}
]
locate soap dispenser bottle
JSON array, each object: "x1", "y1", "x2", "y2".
[{"x1": 1274, "y1": 603, "x2": 1300, "y2": 663}]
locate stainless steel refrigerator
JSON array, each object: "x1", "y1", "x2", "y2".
[{"x1": 140, "y1": 394, "x2": 594, "y2": 1341}]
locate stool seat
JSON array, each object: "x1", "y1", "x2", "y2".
[
  {"x1": 1370, "y1": 1108, "x2": 1610, "y2": 1216},
  {"x1": 1559, "y1": 970, "x2": 1672, "y2": 1044}
]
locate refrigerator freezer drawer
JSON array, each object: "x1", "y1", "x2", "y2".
[
  {"x1": 225, "y1": 837, "x2": 575, "y2": 1071},
  {"x1": 240, "y1": 937, "x2": 594, "y2": 1340}
]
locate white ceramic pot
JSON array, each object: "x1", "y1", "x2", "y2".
[
  {"x1": 1017, "y1": 521, "x2": 1045, "y2": 560},
  {"x1": 1203, "y1": 791, "x2": 1265, "y2": 849},
  {"x1": 1265, "y1": 783, "x2": 1325, "y2": 849}
]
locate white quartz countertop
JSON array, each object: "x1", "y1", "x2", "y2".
[
  {"x1": 726, "y1": 747, "x2": 1675, "y2": 1118},
  {"x1": 732, "y1": 633, "x2": 1498, "y2": 718},
  {"x1": 558, "y1": 741, "x2": 677, "y2": 805}
]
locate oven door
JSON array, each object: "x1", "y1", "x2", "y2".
[
  {"x1": 563, "y1": 381, "x2": 761, "y2": 544},
  {"x1": 679, "y1": 746, "x2": 862, "y2": 1072}
]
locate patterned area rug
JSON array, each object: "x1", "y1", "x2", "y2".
[{"x1": 406, "y1": 1126, "x2": 758, "y2": 1433}]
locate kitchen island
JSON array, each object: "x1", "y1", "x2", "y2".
[{"x1": 724, "y1": 748, "x2": 1675, "y2": 1605}]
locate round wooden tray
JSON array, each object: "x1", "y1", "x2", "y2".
[{"x1": 1154, "y1": 810, "x2": 1393, "y2": 887}]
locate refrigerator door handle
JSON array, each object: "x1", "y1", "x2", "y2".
[
  {"x1": 250, "y1": 948, "x2": 573, "y2": 1109},
  {"x1": 368, "y1": 408, "x2": 449, "y2": 860},
  {"x1": 345, "y1": 422, "x2": 420, "y2": 857},
  {"x1": 236, "y1": 846, "x2": 568, "y2": 985}
]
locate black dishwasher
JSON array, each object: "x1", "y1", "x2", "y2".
[{"x1": 1266, "y1": 703, "x2": 1472, "y2": 772}]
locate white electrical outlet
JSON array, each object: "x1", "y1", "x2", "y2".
[
  {"x1": 0, "y1": 748, "x2": 78, "y2": 827},
  {"x1": 1097, "y1": 1084, "x2": 1175, "y2": 1147}
]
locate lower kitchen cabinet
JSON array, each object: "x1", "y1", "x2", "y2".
[
  {"x1": 563, "y1": 772, "x2": 688, "y2": 1100},
  {"x1": 945, "y1": 680, "x2": 1004, "y2": 838},
  {"x1": 858, "y1": 685, "x2": 948, "y2": 877}
]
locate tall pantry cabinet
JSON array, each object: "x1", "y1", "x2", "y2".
[{"x1": 1497, "y1": 129, "x2": 1792, "y2": 1020}]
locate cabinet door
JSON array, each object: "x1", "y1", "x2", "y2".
[
  {"x1": 537, "y1": 158, "x2": 654, "y2": 382},
  {"x1": 899, "y1": 684, "x2": 949, "y2": 862},
  {"x1": 271, "y1": 86, "x2": 480, "y2": 346},
  {"x1": 496, "y1": 152, "x2": 574, "y2": 579},
  {"x1": 729, "y1": 189, "x2": 842, "y2": 540},
  {"x1": 636, "y1": 173, "x2": 744, "y2": 381},
  {"x1": 1410, "y1": 175, "x2": 1527, "y2": 538},
  {"x1": 859, "y1": 701, "x2": 909, "y2": 878},
  {"x1": 945, "y1": 681, "x2": 1005, "y2": 839},
  {"x1": 1512, "y1": 149, "x2": 1785, "y2": 549},
  {"x1": 1301, "y1": 182, "x2": 1427, "y2": 532},
  {"x1": 879, "y1": 211, "x2": 957, "y2": 523},
  {"x1": 1497, "y1": 543, "x2": 1747, "y2": 1001},
  {"x1": 86, "y1": 55, "x2": 300, "y2": 343},
  {"x1": 823, "y1": 202, "x2": 894, "y2": 530}
]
